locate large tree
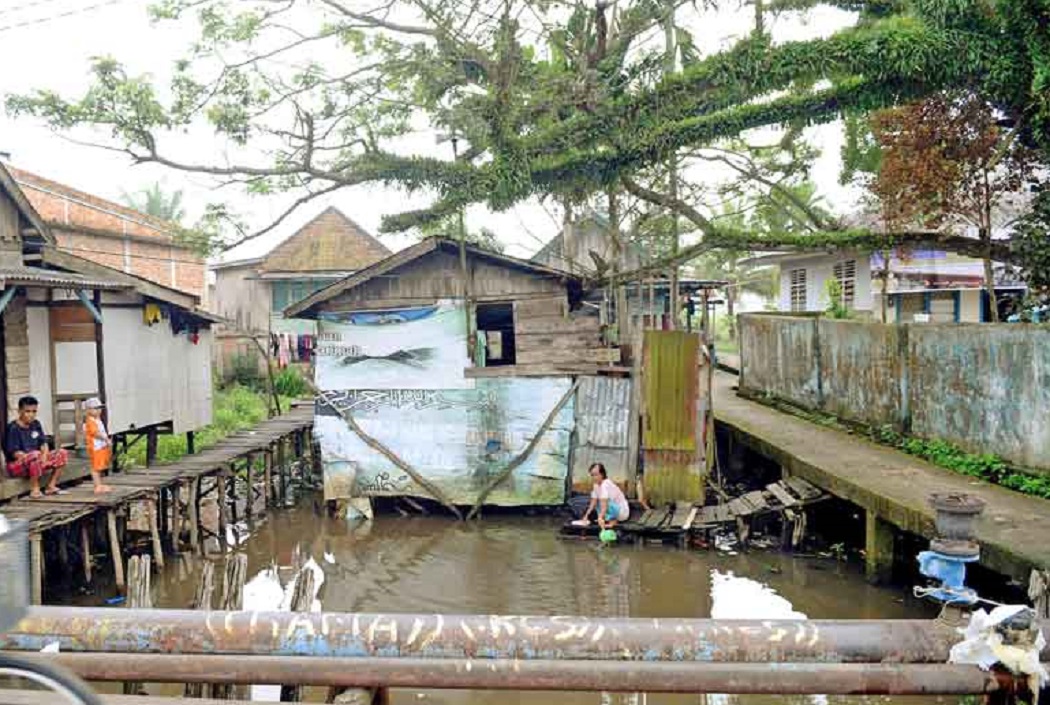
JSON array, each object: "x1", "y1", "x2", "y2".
[
  {"x1": 869, "y1": 91, "x2": 1039, "y2": 321},
  {"x1": 5, "y1": 0, "x2": 1049, "y2": 268}
]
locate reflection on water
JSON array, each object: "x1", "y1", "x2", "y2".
[{"x1": 109, "y1": 501, "x2": 945, "y2": 705}]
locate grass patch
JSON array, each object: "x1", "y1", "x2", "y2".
[
  {"x1": 746, "y1": 390, "x2": 1050, "y2": 501},
  {"x1": 122, "y1": 385, "x2": 296, "y2": 467}
]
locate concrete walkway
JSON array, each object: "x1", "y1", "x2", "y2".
[{"x1": 713, "y1": 370, "x2": 1050, "y2": 582}]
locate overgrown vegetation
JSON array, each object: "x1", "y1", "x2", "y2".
[
  {"x1": 123, "y1": 385, "x2": 276, "y2": 467},
  {"x1": 752, "y1": 390, "x2": 1050, "y2": 501},
  {"x1": 872, "y1": 427, "x2": 1050, "y2": 500},
  {"x1": 823, "y1": 279, "x2": 852, "y2": 320}
]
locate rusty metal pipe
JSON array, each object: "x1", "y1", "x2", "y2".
[
  {"x1": 7, "y1": 607, "x2": 1043, "y2": 664},
  {"x1": 6, "y1": 652, "x2": 1020, "y2": 695}
]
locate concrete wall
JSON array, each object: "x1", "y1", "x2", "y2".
[
  {"x1": 908, "y1": 325, "x2": 1050, "y2": 470},
  {"x1": 738, "y1": 314, "x2": 820, "y2": 408},
  {"x1": 739, "y1": 314, "x2": 1050, "y2": 471}
]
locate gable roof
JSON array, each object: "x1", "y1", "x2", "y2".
[
  {"x1": 7, "y1": 165, "x2": 179, "y2": 243},
  {"x1": 259, "y1": 206, "x2": 391, "y2": 274},
  {"x1": 286, "y1": 237, "x2": 581, "y2": 319},
  {"x1": 0, "y1": 163, "x2": 54, "y2": 245}
]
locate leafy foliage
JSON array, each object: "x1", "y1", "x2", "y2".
[
  {"x1": 122, "y1": 182, "x2": 186, "y2": 222},
  {"x1": 3, "y1": 0, "x2": 1050, "y2": 268}
]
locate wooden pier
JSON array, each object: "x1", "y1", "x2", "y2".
[
  {"x1": 560, "y1": 476, "x2": 827, "y2": 545},
  {"x1": 0, "y1": 404, "x2": 314, "y2": 603}
]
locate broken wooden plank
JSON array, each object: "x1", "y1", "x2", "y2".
[
  {"x1": 682, "y1": 506, "x2": 698, "y2": 530},
  {"x1": 766, "y1": 481, "x2": 799, "y2": 508},
  {"x1": 784, "y1": 476, "x2": 823, "y2": 501}
]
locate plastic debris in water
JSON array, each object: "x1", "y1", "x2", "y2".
[{"x1": 599, "y1": 529, "x2": 617, "y2": 543}]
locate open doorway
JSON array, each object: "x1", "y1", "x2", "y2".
[{"x1": 475, "y1": 302, "x2": 516, "y2": 366}]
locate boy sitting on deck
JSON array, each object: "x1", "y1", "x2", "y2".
[
  {"x1": 5, "y1": 395, "x2": 69, "y2": 498},
  {"x1": 84, "y1": 397, "x2": 113, "y2": 494}
]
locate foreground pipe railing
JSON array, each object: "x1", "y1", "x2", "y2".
[
  {"x1": 9, "y1": 606, "x2": 1044, "y2": 664},
  {"x1": 3, "y1": 652, "x2": 1025, "y2": 695}
]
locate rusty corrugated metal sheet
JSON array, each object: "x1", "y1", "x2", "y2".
[
  {"x1": 0, "y1": 266, "x2": 126, "y2": 290},
  {"x1": 641, "y1": 331, "x2": 703, "y2": 503},
  {"x1": 572, "y1": 446, "x2": 629, "y2": 488},
  {"x1": 643, "y1": 331, "x2": 698, "y2": 451}
]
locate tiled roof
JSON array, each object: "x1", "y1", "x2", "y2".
[{"x1": 260, "y1": 207, "x2": 391, "y2": 273}]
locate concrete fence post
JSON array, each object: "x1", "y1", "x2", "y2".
[{"x1": 813, "y1": 317, "x2": 825, "y2": 411}]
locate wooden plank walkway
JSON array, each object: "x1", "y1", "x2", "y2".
[
  {"x1": 560, "y1": 476, "x2": 827, "y2": 544},
  {"x1": 0, "y1": 404, "x2": 314, "y2": 603}
]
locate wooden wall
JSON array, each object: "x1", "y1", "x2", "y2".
[
  {"x1": 4, "y1": 295, "x2": 31, "y2": 425},
  {"x1": 317, "y1": 249, "x2": 568, "y2": 312}
]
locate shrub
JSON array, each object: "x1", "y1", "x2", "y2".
[{"x1": 274, "y1": 366, "x2": 310, "y2": 398}]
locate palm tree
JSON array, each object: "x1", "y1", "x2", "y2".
[{"x1": 122, "y1": 182, "x2": 186, "y2": 223}]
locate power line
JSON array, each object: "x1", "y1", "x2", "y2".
[
  {"x1": 0, "y1": 0, "x2": 129, "y2": 33},
  {"x1": 0, "y1": 0, "x2": 68, "y2": 17},
  {"x1": 61, "y1": 244, "x2": 208, "y2": 267}
]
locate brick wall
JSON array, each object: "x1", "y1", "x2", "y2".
[{"x1": 10, "y1": 167, "x2": 206, "y2": 299}]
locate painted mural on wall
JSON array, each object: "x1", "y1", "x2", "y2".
[
  {"x1": 315, "y1": 304, "x2": 574, "y2": 506},
  {"x1": 315, "y1": 379, "x2": 574, "y2": 505},
  {"x1": 316, "y1": 302, "x2": 472, "y2": 390}
]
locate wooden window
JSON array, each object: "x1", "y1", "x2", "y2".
[
  {"x1": 789, "y1": 269, "x2": 807, "y2": 312},
  {"x1": 833, "y1": 259, "x2": 857, "y2": 309}
]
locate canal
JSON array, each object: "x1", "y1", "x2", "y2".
[{"x1": 63, "y1": 496, "x2": 946, "y2": 705}]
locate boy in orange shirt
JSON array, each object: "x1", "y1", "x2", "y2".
[{"x1": 84, "y1": 398, "x2": 113, "y2": 494}]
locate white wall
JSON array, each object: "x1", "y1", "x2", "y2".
[
  {"x1": 103, "y1": 309, "x2": 213, "y2": 434},
  {"x1": 960, "y1": 290, "x2": 982, "y2": 322},
  {"x1": 55, "y1": 342, "x2": 98, "y2": 395},
  {"x1": 778, "y1": 253, "x2": 873, "y2": 313},
  {"x1": 26, "y1": 307, "x2": 52, "y2": 428}
]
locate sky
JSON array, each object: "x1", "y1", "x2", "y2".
[{"x1": 0, "y1": 0, "x2": 863, "y2": 263}]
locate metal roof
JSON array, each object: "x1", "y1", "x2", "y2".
[{"x1": 0, "y1": 266, "x2": 127, "y2": 290}]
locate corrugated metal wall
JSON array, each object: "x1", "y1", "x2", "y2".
[
  {"x1": 573, "y1": 377, "x2": 631, "y2": 488},
  {"x1": 642, "y1": 330, "x2": 704, "y2": 503}
]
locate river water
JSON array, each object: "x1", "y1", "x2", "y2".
[{"x1": 124, "y1": 501, "x2": 943, "y2": 705}]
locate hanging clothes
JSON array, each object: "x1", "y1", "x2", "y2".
[
  {"x1": 278, "y1": 334, "x2": 291, "y2": 368},
  {"x1": 143, "y1": 303, "x2": 162, "y2": 326}
]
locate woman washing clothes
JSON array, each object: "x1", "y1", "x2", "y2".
[{"x1": 583, "y1": 462, "x2": 630, "y2": 529}]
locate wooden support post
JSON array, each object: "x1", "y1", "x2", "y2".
[
  {"x1": 57, "y1": 529, "x2": 70, "y2": 572},
  {"x1": 865, "y1": 510, "x2": 895, "y2": 584},
  {"x1": 186, "y1": 431, "x2": 196, "y2": 455},
  {"x1": 184, "y1": 560, "x2": 216, "y2": 697},
  {"x1": 123, "y1": 555, "x2": 152, "y2": 695},
  {"x1": 245, "y1": 453, "x2": 255, "y2": 527},
  {"x1": 146, "y1": 429, "x2": 158, "y2": 467},
  {"x1": 80, "y1": 521, "x2": 93, "y2": 584},
  {"x1": 280, "y1": 565, "x2": 316, "y2": 702},
  {"x1": 264, "y1": 447, "x2": 274, "y2": 508},
  {"x1": 216, "y1": 471, "x2": 229, "y2": 551},
  {"x1": 29, "y1": 533, "x2": 43, "y2": 605},
  {"x1": 148, "y1": 495, "x2": 165, "y2": 569},
  {"x1": 210, "y1": 554, "x2": 248, "y2": 700},
  {"x1": 188, "y1": 478, "x2": 200, "y2": 554},
  {"x1": 277, "y1": 438, "x2": 287, "y2": 506},
  {"x1": 107, "y1": 509, "x2": 126, "y2": 593},
  {"x1": 170, "y1": 486, "x2": 183, "y2": 555},
  {"x1": 228, "y1": 464, "x2": 239, "y2": 524}
]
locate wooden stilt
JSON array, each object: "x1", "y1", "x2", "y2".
[
  {"x1": 123, "y1": 555, "x2": 151, "y2": 695},
  {"x1": 210, "y1": 554, "x2": 248, "y2": 700},
  {"x1": 57, "y1": 529, "x2": 70, "y2": 572},
  {"x1": 228, "y1": 464, "x2": 239, "y2": 524},
  {"x1": 29, "y1": 533, "x2": 43, "y2": 605},
  {"x1": 264, "y1": 447, "x2": 273, "y2": 508},
  {"x1": 280, "y1": 565, "x2": 316, "y2": 702},
  {"x1": 170, "y1": 486, "x2": 183, "y2": 555},
  {"x1": 277, "y1": 439, "x2": 287, "y2": 505},
  {"x1": 107, "y1": 509, "x2": 126, "y2": 593},
  {"x1": 146, "y1": 429, "x2": 158, "y2": 467},
  {"x1": 184, "y1": 560, "x2": 216, "y2": 697},
  {"x1": 216, "y1": 471, "x2": 229, "y2": 552},
  {"x1": 188, "y1": 478, "x2": 200, "y2": 554},
  {"x1": 80, "y1": 521, "x2": 93, "y2": 584},
  {"x1": 148, "y1": 496, "x2": 165, "y2": 569},
  {"x1": 245, "y1": 454, "x2": 255, "y2": 527}
]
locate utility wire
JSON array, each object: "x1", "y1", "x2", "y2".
[{"x1": 0, "y1": 0, "x2": 130, "y2": 33}]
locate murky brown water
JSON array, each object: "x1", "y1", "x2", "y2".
[{"x1": 84, "y1": 500, "x2": 950, "y2": 705}]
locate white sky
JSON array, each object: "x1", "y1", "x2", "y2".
[{"x1": 0, "y1": 0, "x2": 863, "y2": 262}]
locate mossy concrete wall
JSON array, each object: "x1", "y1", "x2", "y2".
[{"x1": 739, "y1": 315, "x2": 1050, "y2": 473}]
